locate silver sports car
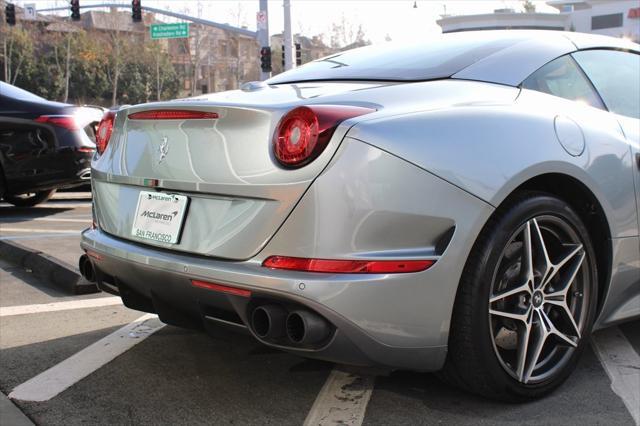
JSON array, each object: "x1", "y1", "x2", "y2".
[{"x1": 81, "y1": 30, "x2": 640, "y2": 401}]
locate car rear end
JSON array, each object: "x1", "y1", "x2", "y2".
[
  {"x1": 79, "y1": 81, "x2": 499, "y2": 371},
  {"x1": 0, "y1": 90, "x2": 102, "y2": 196},
  {"x1": 80, "y1": 34, "x2": 534, "y2": 370}
]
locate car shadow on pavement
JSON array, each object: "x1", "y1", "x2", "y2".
[
  {"x1": 1, "y1": 265, "x2": 78, "y2": 298},
  {"x1": 6, "y1": 325, "x2": 333, "y2": 425},
  {"x1": 364, "y1": 346, "x2": 635, "y2": 425}
]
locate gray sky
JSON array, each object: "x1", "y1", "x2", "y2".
[{"x1": 21, "y1": 0, "x2": 558, "y2": 43}]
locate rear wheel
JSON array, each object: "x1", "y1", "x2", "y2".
[
  {"x1": 3, "y1": 189, "x2": 57, "y2": 207},
  {"x1": 442, "y1": 192, "x2": 597, "y2": 401}
]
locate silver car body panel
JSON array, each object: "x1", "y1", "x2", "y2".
[
  {"x1": 84, "y1": 31, "x2": 640, "y2": 370},
  {"x1": 93, "y1": 80, "x2": 517, "y2": 259}
]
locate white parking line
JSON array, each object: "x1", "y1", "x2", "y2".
[
  {"x1": 0, "y1": 228, "x2": 82, "y2": 233},
  {"x1": 592, "y1": 326, "x2": 640, "y2": 426},
  {"x1": 0, "y1": 232, "x2": 80, "y2": 240},
  {"x1": 30, "y1": 218, "x2": 91, "y2": 223},
  {"x1": 0, "y1": 202, "x2": 91, "y2": 209},
  {"x1": 9, "y1": 313, "x2": 165, "y2": 402},
  {"x1": 304, "y1": 368, "x2": 375, "y2": 426},
  {"x1": 0, "y1": 297, "x2": 123, "y2": 317}
]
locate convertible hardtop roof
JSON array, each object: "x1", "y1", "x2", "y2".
[
  {"x1": 452, "y1": 30, "x2": 639, "y2": 86},
  {"x1": 268, "y1": 30, "x2": 639, "y2": 87}
]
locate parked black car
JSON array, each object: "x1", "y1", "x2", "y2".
[{"x1": 0, "y1": 82, "x2": 103, "y2": 206}]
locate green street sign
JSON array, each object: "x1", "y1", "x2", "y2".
[{"x1": 151, "y1": 23, "x2": 189, "y2": 39}]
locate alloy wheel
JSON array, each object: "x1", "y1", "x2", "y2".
[{"x1": 488, "y1": 215, "x2": 590, "y2": 384}]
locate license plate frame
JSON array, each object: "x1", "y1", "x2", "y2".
[{"x1": 131, "y1": 191, "x2": 189, "y2": 244}]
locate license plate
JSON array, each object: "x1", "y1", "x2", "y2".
[{"x1": 131, "y1": 191, "x2": 189, "y2": 244}]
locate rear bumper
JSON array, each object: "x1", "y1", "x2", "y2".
[
  {"x1": 81, "y1": 228, "x2": 447, "y2": 371},
  {"x1": 7, "y1": 148, "x2": 92, "y2": 194}
]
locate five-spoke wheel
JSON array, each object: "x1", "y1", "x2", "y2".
[{"x1": 442, "y1": 192, "x2": 597, "y2": 401}]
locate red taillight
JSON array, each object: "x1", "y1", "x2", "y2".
[
  {"x1": 262, "y1": 256, "x2": 434, "y2": 274},
  {"x1": 127, "y1": 110, "x2": 219, "y2": 120},
  {"x1": 191, "y1": 280, "x2": 252, "y2": 297},
  {"x1": 273, "y1": 105, "x2": 375, "y2": 168},
  {"x1": 35, "y1": 115, "x2": 81, "y2": 130},
  {"x1": 96, "y1": 110, "x2": 116, "y2": 155}
]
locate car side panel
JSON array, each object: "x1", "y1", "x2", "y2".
[
  {"x1": 347, "y1": 89, "x2": 639, "y2": 326},
  {"x1": 348, "y1": 89, "x2": 637, "y2": 238}
]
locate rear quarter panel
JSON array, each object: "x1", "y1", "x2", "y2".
[{"x1": 347, "y1": 88, "x2": 639, "y2": 327}]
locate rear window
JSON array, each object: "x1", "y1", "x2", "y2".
[
  {"x1": 0, "y1": 81, "x2": 46, "y2": 102},
  {"x1": 267, "y1": 33, "x2": 526, "y2": 84}
]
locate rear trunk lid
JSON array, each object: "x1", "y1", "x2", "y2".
[{"x1": 92, "y1": 83, "x2": 387, "y2": 260}]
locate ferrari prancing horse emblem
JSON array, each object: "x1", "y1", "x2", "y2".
[{"x1": 157, "y1": 136, "x2": 169, "y2": 164}]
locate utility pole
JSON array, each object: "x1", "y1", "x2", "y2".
[
  {"x1": 283, "y1": 0, "x2": 293, "y2": 71},
  {"x1": 3, "y1": 31, "x2": 8, "y2": 82},
  {"x1": 257, "y1": 0, "x2": 269, "y2": 80},
  {"x1": 156, "y1": 42, "x2": 160, "y2": 101}
]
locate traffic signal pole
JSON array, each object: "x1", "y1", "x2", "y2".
[
  {"x1": 283, "y1": 0, "x2": 293, "y2": 71},
  {"x1": 257, "y1": 0, "x2": 270, "y2": 80}
]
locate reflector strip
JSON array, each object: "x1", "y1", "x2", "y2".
[
  {"x1": 128, "y1": 110, "x2": 219, "y2": 120},
  {"x1": 262, "y1": 256, "x2": 435, "y2": 274},
  {"x1": 191, "y1": 280, "x2": 252, "y2": 297},
  {"x1": 85, "y1": 250, "x2": 103, "y2": 261}
]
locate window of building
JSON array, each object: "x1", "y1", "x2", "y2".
[
  {"x1": 591, "y1": 13, "x2": 623, "y2": 30},
  {"x1": 572, "y1": 50, "x2": 640, "y2": 119},
  {"x1": 521, "y1": 55, "x2": 605, "y2": 110},
  {"x1": 218, "y1": 40, "x2": 228, "y2": 56}
]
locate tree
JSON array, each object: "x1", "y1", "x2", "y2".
[
  {"x1": 329, "y1": 14, "x2": 369, "y2": 49},
  {"x1": 2, "y1": 27, "x2": 36, "y2": 86},
  {"x1": 522, "y1": 0, "x2": 536, "y2": 13}
]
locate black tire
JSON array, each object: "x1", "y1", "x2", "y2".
[
  {"x1": 441, "y1": 191, "x2": 598, "y2": 401},
  {"x1": 3, "y1": 189, "x2": 57, "y2": 207}
]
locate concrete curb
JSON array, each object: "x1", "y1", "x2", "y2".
[
  {"x1": 0, "y1": 392, "x2": 35, "y2": 426},
  {"x1": 0, "y1": 239, "x2": 98, "y2": 295}
]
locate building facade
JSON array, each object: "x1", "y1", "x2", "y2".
[{"x1": 437, "y1": 0, "x2": 639, "y2": 43}]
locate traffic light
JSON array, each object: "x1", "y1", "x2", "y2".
[
  {"x1": 70, "y1": 0, "x2": 80, "y2": 21},
  {"x1": 5, "y1": 3, "x2": 16, "y2": 26},
  {"x1": 295, "y1": 43, "x2": 301, "y2": 66},
  {"x1": 260, "y1": 46, "x2": 272, "y2": 73},
  {"x1": 281, "y1": 45, "x2": 285, "y2": 68},
  {"x1": 132, "y1": 0, "x2": 142, "y2": 22}
]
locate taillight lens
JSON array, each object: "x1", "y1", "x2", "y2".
[
  {"x1": 96, "y1": 110, "x2": 116, "y2": 155},
  {"x1": 262, "y1": 256, "x2": 434, "y2": 274},
  {"x1": 35, "y1": 115, "x2": 81, "y2": 130},
  {"x1": 273, "y1": 105, "x2": 375, "y2": 168}
]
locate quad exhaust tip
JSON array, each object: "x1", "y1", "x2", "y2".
[
  {"x1": 251, "y1": 305, "x2": 331, "y2": 346},
  {"x1": 286, "y1": 310, "x2": 330, "y2": 345},
  {"x1": 251, "y1": 305, "x2": 287, "y2": 339},
  {"x1": 78, "y1": 254, "x2": 96, "y2": 282}
]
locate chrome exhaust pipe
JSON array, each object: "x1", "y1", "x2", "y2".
[
  {"x1": 286, "y1": 310, "x2": 330, "y2": 345},
  {"x1": 251, "y1": 305, "x2": 287, "y2": 339},
  {"x1": 78, "y1": 254, "x2": 96, "y2": 282}
]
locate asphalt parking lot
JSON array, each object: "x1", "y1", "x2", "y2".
[{"x1": 1, "y1": 195, "x2": 639, "y2": 426}]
